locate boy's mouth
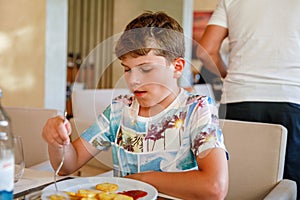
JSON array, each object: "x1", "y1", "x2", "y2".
[{"x1": 134, "y1": 90, "x2": 146, "y2": 96}]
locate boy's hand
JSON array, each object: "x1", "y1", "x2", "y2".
[{"x1": 42, "y1": 115, "x2": 72, "y2": 148}]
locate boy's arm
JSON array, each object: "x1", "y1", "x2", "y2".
[
  {"x1": 51, "y1": 137, "x2": 99, "y2": 175},
  {"x1": 125, "y1": 148, "x2": 228, "y2": 200},
  {"x1": 43, "y1": 116, "x2": 100, "y2": 175}
]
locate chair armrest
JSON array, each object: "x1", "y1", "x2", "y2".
[{"x1": 264, "y1": 179, "x2": 297, "y2": 200}]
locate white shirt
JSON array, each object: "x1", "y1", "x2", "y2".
[{"x1": 209, "y1": 0, "x2": 300, "y2": 105}]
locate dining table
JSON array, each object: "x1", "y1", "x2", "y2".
[{"x1": 13, "y1": 165, "x2": 181, "y2": 200}]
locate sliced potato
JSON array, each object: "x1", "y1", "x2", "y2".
[
  {"x1": 78, "y1": 189, "x2": 101, "y2": 197},
  {"x1": 48, "y1": 194, "x2": 68, "y2": 200},
  {"x1": 97, "y1": 192, "x2": 118, "y2": 200},
  {"x1": 113, "y1": 194, "x2": 133, "y2": 200},
  {"x1": 60, "y1": 182, "x2": 142, "y2": 200},
  {"x1": 96, "y1": 183, "x2": 118, "y2": 192}
]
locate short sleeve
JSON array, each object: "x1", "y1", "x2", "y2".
[
  {"x1": 189, "y1": 96, "x2": 227, "y2": 157},
  {"x1": 208, "y1": 0, "x2": 228, "y2": 28},
  {"x1": 80, "y1": 106, "x2": 114, "y2": 151},
  {"x1": 80, "y1": 95, "x2": 130, "y2": 151}
]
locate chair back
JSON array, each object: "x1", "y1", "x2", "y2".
[
  {"x1": 72, "y1": 88, "x2": 130, "y2": 123},
  {"x1": 220, "y1": 119, "x2": 287, "y2": 200},
  {"x1": 71, "y1": 89, "x2": 130, "y2": 170},
  {"x1": 5, "y1": 106, "x2": 59, "y2": 167}
]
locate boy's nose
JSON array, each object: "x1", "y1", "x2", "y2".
[{"x1": 128, "y1": 70, "x2": 142, "y2": 88}]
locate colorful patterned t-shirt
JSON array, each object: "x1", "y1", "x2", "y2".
[{"x1": 81, "y1": 88, "x2": 227, "y2": 177}]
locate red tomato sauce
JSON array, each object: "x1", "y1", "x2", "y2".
[{"x1": 118, "y1": 190, "x2": 148, "y2": 199}]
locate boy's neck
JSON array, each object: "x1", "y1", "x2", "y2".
[{"x1": 138, "y1": 87, "x2": 181, "y2": 117}]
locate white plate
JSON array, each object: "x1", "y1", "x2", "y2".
[{"x1": 41, "y1": 177, "x2": 158, "y2": 200}]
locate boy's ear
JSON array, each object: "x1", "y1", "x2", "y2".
[{"x1": 173, "y1": 57, "x2": 185, "y2": 78}]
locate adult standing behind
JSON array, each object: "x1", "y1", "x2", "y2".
[{"x1": 197, "y1": 0, "x2": 300, "y2": 197}]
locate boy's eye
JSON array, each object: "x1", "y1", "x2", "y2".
[
  {"x1": 139, "y1": 66, "x2": 153, "y2": 73},
  {"x1": 123, "y1": 65, "x2": 154, "y2": 73},
  {"x1": 124, "y1": 67, "x2": 131, "y2": 72}
]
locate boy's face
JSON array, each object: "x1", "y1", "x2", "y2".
[{"x1": 121, "y1": 51, "x2": 182, "y2": 109}]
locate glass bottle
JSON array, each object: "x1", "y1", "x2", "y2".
[{"x1": 0, "y1": 89, "x2": 14, "y2": 200}]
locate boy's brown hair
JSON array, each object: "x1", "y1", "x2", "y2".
[{"x1": 115, "y1": 11, "x2": 185, "y2": 63}]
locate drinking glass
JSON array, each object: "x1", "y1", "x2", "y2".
[{"x1": 14, "y1": 136, "x2": 25, "y2": 183}]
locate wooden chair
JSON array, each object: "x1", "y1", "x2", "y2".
[
  {"x1": 220, "y1": 119, "x2": 297, "y2": 200},
  {"x1": 5, "y1": 107, "x2": 59, "y2": 168}
]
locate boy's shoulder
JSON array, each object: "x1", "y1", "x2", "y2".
[
  {"x1": 110, "y1": 90, "x2": 215, "y2": 107},
  {"x1": 185, "y1": 91, "x2": 215, "y2": 106}
]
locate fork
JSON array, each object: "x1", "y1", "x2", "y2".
[{"x1": 54, "y1": 111, "x2": 67, "y2": 191}]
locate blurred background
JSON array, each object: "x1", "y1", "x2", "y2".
[{"x1": 0, "y1": 0, "x2": 219, "y2": 114}]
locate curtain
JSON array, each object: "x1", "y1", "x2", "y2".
[{"x1": 67, "y1": 0, "x2": 114, "y2": 89}]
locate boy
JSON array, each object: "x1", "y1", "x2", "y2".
[{"x1": 42, "y1": 11, "x2": 228, "y2": 199}]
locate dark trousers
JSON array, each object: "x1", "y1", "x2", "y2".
[{"x1": 219, "y1": 102, "x2": 300, "y2": 197}]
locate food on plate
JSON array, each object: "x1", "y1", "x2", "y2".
[
  {"x1": 48, "y1": 193, "x2": 69, "y2": 200},
  {"x1": 113, "y1": 194, "x2": 134, "y2": 200},
  {"x1": 64, "y1": 191, "x2": 133, "y2": 200},
  {"x1": 65, "y1": 189, "x2": 102, "y2": 198},
  {"x1": 97, "y1": 193, "x2": 133, "y2": 200},
  {"x1": 56, "y1": 182, "x2": 149, "y2": 200},
  {"x1": 118, "y1": 190, "x2": 147, "y2": 199},
  {"x1": 97, "y1": 192, "x2": 118, "y2": 200},
  {"x1": 97, "y1": 192, "x2": 145, "y2": 200},
  {"x1": 96, "y1": 182, "x2": 119, "y2": 192}
]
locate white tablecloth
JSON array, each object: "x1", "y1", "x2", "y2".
[{"x1": 14, "y1": 168, "x2": 67, "y2": 195}]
